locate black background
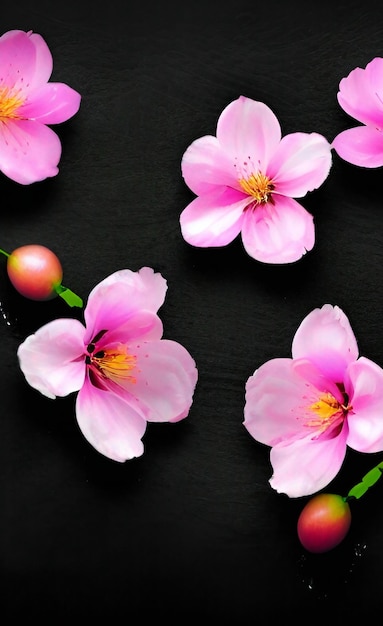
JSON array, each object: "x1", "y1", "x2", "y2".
[{"x1": 2, "y1": 1, "x2": 383, "y2": 622}]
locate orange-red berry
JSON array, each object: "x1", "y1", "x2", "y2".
[
  {"x1": 7, "y1": 244, "x2": 63, "y2": 301},
  {"x1": 297, "y1": 493, "x2": 351, "y2": 553}
]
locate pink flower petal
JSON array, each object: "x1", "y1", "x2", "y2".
[
  {"x1": 84, "y1": 267, "x2": 168, "y2": 342},
  {"x1": 346, "y1": 357, "x2": 383, "y2": 452},
  {"x1": 337, "y1": 58, "x2": 383, "y2": 128},
  {"x1": 0, "y1": 30, "x2": 52, "y2": 92},
  {"x1": 179, "y1": 187, "x2": 246, "y2": 247},
  {"x1": 0, "y1": 119, "x2": 62, "y2": 184},
  {"x1": 292, "y1": 358, "x2": 344, "y2": 404},
  {"x1": 181, "y1": 135, "x2": 238, "y2": 196},
  {"x1": 268, "y1": 132, "x2": 332, "y2": 197},
  {"x1": 23, "y1": 31, "x2": 54, "y2": 89},
  {"x1": 125, "y1": 339, "x2": 198, "y2": 423},
  {"x1": 332, "y1": 125, "x2": 383, "y2": 167},
  {"x1": 269, "y1": 426, "x2": 348, "y2": 497},
  {"x1": 76, "y1": 379, "x2": 146, "y2": 462},
  {"x1": 17, "y1": 318, "x2": 86, "y2": 398},
  {"x1": 88, "y1": 267, "x2": 167, "y2": 315},
  {"x1": 241, "y1": 195, "x2": 314, "y2": 264},
  {"x1": 19, "y1": 83, "x2": 81, "y2": 124},
  {"x1": 95, "y1": 311, "x2": 163, "y2": 348},
  {"x1": 216, "y1": 96, "x2": 281, "y2": 168},
  {"x1": 244, "y1": 357, "x2": 332, "y2": 446},
  {"x1": 292, "y1": 304, "x2": 358, "y2": 381}
]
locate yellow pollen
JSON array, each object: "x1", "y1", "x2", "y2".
[
  {"x1": 91, "y1": 346, "x2": 137, "y2": 384},
  {"x1": 239, "y1": 171, "x2": 275, "y2": 204},
  {"x1": 306, "y1": 392, "x2": 352, "y2": 432},
  {"x1": 0, "y1": 86, "x2": 24, "y2": 120}
]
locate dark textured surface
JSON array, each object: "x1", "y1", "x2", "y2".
[{"x1": 2, "y1": 1, "x2": 383, "y2": 622}]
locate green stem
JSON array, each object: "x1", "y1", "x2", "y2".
[
  {"x1": 54, "y1": 284, "x2": 83, "y2": 308},
  {"x1": 345, "y1": 461, "x2": 383, "y2": 501},
  {"x1": 0, "y1": 248, "x2": 10, "y2": 258}
]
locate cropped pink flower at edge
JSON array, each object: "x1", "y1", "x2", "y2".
[
  {"x1": 17, "y1": 267, "x2": 198, "y2": 462},
  {"x1": 180, "y1": 95, "x2": 332, "y2": 264},
  {"x1": 332, "y1": 57, "x2": 383, "y2": 167},
  {"x1": 243, "y1": 304, "x2": 383, "y2": 498},
  {"x1": 0, "y1": 29, "x2": 81, "y2": 185}
]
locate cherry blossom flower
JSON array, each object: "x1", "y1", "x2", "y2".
[
  {"x1": 0, "y1": 29, "x2": 81, "y2": 184},
  {"x1": 180, "y1": 96, "x2": 332, "y2": 264},
  {"x1": 17, "y1": 267, "x2": 198, "y2": 462},
  {"x1": 332, "y1": 57, "x2": 383, "y2": 167},
  {"x1": 243, "y1": 304, "x2": 383, "y2": 498}
]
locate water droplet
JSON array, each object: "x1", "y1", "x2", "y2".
[
  {"x1": 0, "y1": 298, "x2": 21, "y2": 336},
  {"x1": 353, "y1": 542, "x2": 367, "y2": 559},
  {"x1": 297, "y1": 541, "x2": 368, "y2": 600},
  {"x1": 0, "y1": 301, "x2": 11, "y2": 326}
]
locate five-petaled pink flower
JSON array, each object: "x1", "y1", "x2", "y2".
[
  {"x1": 0, "y1": 29, "x2": 81, "y2": 184},
  {"x1": 332, "y1": 57, "x2": 383, "y2": 167},
  {"x1": 180, "y1": 95, "x2": 332, "y2": 264},
  {"x1": 244, "y1": 304, "x2": 383, "y2": 498},
  {"x1": 17, "y1": 267, "x2": 198, "y2": 462}
]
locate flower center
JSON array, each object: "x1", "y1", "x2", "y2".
[
  {"x1": 239, "y1": 171, "x2": 275, "y2": 204},
  {"x1": 306, "y1": 391, "x2": 352, "y2": 435},
  {"x1": 0, "y1": 86, "x2": 24, "y2": 120},
  {"x1": 86, "y1": 343, "x2": 137, "y2": 384}
]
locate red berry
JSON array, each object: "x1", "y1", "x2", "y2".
[
  {"x1": 7, "y1": 244, "x2": 63, "y2": 301},
  {"x1": 297, "y1": 493, "x2": 351, "y2": 553}
]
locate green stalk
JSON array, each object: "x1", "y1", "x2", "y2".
[
  {"x1": 344, "y1": 461, "x2": 383, "y2": 501},
  {"x1": 54, "y1": 284, "x2": 83, "y2": 308}
]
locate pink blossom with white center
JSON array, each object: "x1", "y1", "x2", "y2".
[
  {"x1": 0, "y1": 29, "x2": 81, "y2": 184},
  {"x1": 332, "y1": 57, "x2": 383, "y2": 167},
  {"x1": 180, "y1": 96, "x2": 332, "y2": 264},
  {"x1": 244, "y1": 304, "x2": 383, "y2": 498},
  {"x1": 17, "y1": 267, "x2": 198, "y2": 462}
]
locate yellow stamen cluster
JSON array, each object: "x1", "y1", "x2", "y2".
[
  {"x1": 91, "y1": 346, "x2": 137, "y2": 384},
  {"x1": 239, "y1": 171, "x2": 275, "y2": 204},
  {"x1": 307, "y1": 392, "x2": 352, "y2": 433},
  {"x1": 0, "y1": 86, "x2": 24, "y2": 120}
]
